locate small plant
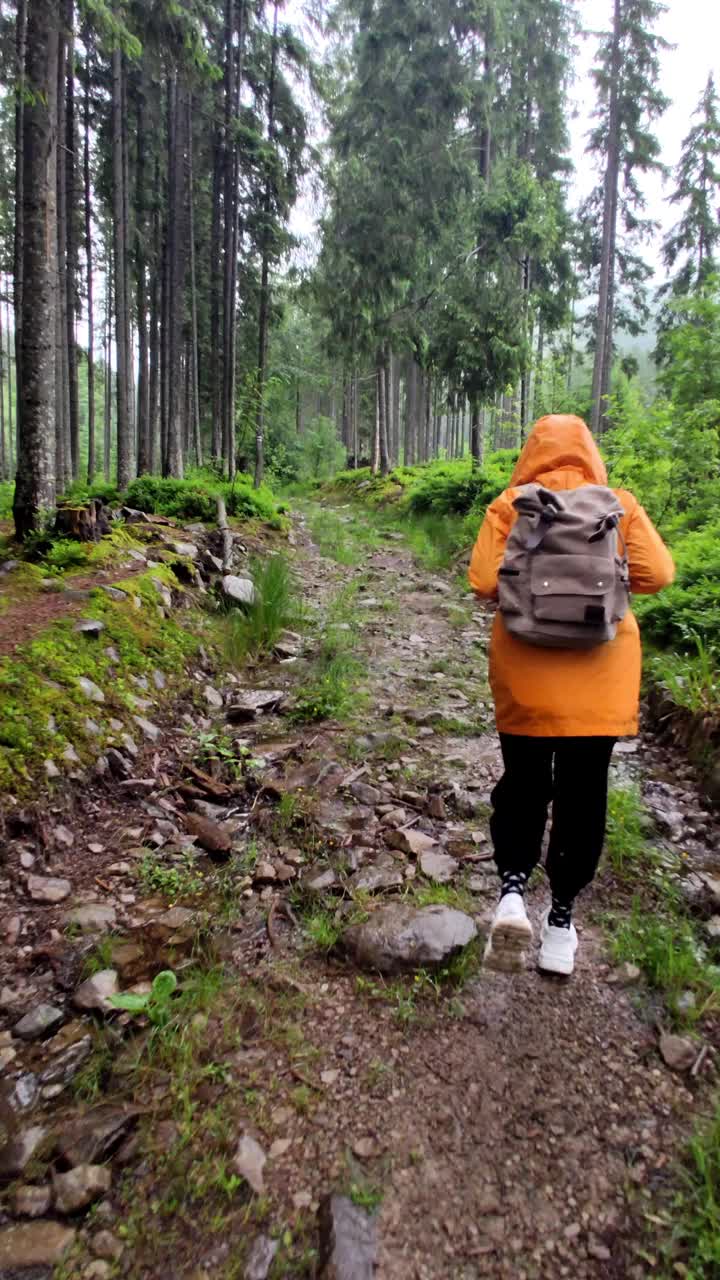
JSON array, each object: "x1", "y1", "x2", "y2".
[
  {"x1": 226, "y1": 554, "x2": 302, "y2": 662},
  {"x1": 667, "y1": 1102, "x2": 720, "y2": 1274},
  {"x1": 304, "y1": 908, "x2": 341, "y2": 952},
  {"x1": 604, "y1": 785, "x2": 649, "y2": 879},
  {"x1": 137, "y1": 851, "x2": 203, "y2": 900},
  {"x1": 111, "y1": 969, "x2": 179, "y2": 1026},
  {"x1": 609, "y1": 899, "x2": 720, "y2": 1024}
]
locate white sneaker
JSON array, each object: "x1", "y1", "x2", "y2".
[
  {"x1": 483, "y1": 892, "x2": 533, "y2": 973},
  {"x1": 538, "y1": 909, "x2": 578, "y2": 976}
]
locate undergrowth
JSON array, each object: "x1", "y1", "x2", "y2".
[{"x1": 226, "y1": 553, "x2": 304, "y2": 662}]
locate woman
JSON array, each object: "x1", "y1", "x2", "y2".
[{"x1": 469, "y1": 414, "x2": 674, "y2": 976}]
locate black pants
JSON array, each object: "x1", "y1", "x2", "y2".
[{"x1": 490, "y1": 734, "x2": 616, "y2": 903}]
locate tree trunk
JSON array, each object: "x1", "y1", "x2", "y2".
[
  {"x1": 377, "y1": 349, "x2": 390, "y2": 476},
  {"x1": 165, "y1": 74, "x2": 186, "y2": 478},
  {"x1": 470, "y1": 399, "x2": 482, "y2": 466},
  {"x1": 254, "y1": 0, "x2": 279, "y2": 488},
  {"x1": 352, "y1": 370, "x2": 359, "y2": 464},
  {"x1": 112, "y1": 48, "x2": 132, "y2": 489},
  {"x1": 135, "y1": 76, "x2": 151, "y2": 476},
  {"x1": 590, "y1": 0, "x2": 621, "y2": 435},
  {"x1": 209, "y1": 119, "x2": 222, "y2": 462},
  {"x1": 0, "y1": 302, "x2": 6, "y2": 480},
  {"x1": 221, "y1": 0, "x2": 237, "y2": 478},
  {"x1": 371, "y1": 368, "x2": 381, "y2": 475},
  {"x1": 55, "y1": 17, "x2": 69, "y2": 488},
  {"x1": 14, "y1": 0, "x2": 28, "y2": 447},
  {"x1": 149, "y1": 154, "x2": 161, "y2": 473},
  {"x1": 103, "y1": 260, "x2": 111, "y2": 481},
  {"x1": 64, "y1": 0, "x2": 80, "y2": 481},
  {"x1": 13, "y1": 0, "x2": 59, "y2": 539},
  {"x1": 187, "y1": 96, "x2": 202, "y2": 469},
  {"x1": 83, "y1": 47, "x2": 95, "y2": 482}
]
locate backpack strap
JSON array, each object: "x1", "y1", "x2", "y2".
[{"x1": 513, "y1": 486, "x2": 564, "y2": 551}]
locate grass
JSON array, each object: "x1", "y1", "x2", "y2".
[
  {"x1": 666, "y1": 1103, "x2": 720, "y2": 1276},
  {"x1": 289, "y1": 580, "x2": 368, "y2": 725},
  {"x1": 605, "y1": 784, "x2": 650, "y2": 879},
  {"x1": 609, "y1": 899, "x2": 720, "y2": 1025},
  {"x1": 226, "y1": 553, "x2": 305, "y2": 663},
  {"x1": 137, "y1": 850, "x2": 204, "y2": 901}
]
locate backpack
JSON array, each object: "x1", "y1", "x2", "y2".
[{"x1": 497, "y1": 483, "x2": 630, "y2": 650}]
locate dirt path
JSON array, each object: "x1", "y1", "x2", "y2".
[
  {"x1": 0, "y1": 562, "x2": 147, "y2": 659},
  {"x1": 0, "y1": 501, "x2": 717, "y2": 1279}
]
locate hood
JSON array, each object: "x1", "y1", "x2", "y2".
[{"x1": 510, "y1": 414, "x2": 607, "y2": 487}]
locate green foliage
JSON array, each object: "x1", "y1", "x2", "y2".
[
  {"x1": 226, "y1": 554, "x2": 302, "y2": 662},
  {"x1": 604, "y1": 785, "x2": 650, "y2": 879},
  {"x1": 634, "y1": 522, "x2": 720, "y2": 651},
  {"x1": 42, "y1": 539, "x2": 91, "y2": 574},
  {"x1": 668, "y1": 1102, "x2": 720, "y2": 1276},
  {"x1": 406, "y1": 452, "x2": 518, "y2": 516},
  {"x1": 610, "y1": 900, "x2": 720, "y2": 1026},
  {"x1": 0, "y1": 482, "x2": 14, "y2": 519},
  {"x1": 137, "y1": 851, "x2": 204, "y2": 901},
  {"x1": 111, "y1": 970, "x2": 179, "y2": 1027},
  {"x1": 123, "y1": 471, "x2": 286, "y2": 527}
]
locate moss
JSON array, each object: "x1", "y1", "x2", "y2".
[{"x1": 0, "y1": 564, "x2": 220, "y2": 796}]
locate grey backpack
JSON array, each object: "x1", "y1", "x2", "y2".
[{"x1": 497, "y1": 484, "x2": 630, "y2": 649}]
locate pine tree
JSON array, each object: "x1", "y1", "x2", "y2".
[
  {"x1": 656, "y1": 73, "x2": 720, "y2": 358},
  {"x1": 586, "y1": 0, "x2": 668, "y2": 434}
]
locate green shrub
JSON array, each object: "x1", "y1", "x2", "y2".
[
  {"x1": 0, "y1": 481, "x2": 14, "y2": 519},
  {"x1": 122, "y1": 471, "x2": 285, "y2": 527},
  {"x1": 227, "y1": 554, "x2": 301, "y2": 661},
  {"x1": 635, "y1": 520, "x2": 720, "y2": 650},
  {"x1": 407, "y1": 451, "x2": 518, "y2": 515}
]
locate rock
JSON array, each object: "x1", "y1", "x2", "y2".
[
  {"x1": 56, "y1": 1107, "x2": 139, "y2": 1168},
  {"x1": 304, "y1": 868, "x2": 339, "y2": 894},
  {"x1": 245, "y1": 1235, "x2": 279, "y2": 1280},
  {"x1": 677, "y1": 991, "x2": 697, "y2": 1014},
  {"x1": 343, "y1": 903, "x2": 478, "y2": 974},
  {"x1": 226, "y1": 689, "x2": 284, "y2": 722},
  {"x1": 14, "y1": 1004, "x2": 64, "y2": 1042},
  {"x1": 427, "y1": 793, "x2": 447, "y2": 820},
  {"x1": 703, "y1": 758, "x2": 720, "y2": 808},
  {"x1": 204, "y1": 685, "x2": 224, "y2": 709},
  {"x1": 0, "y1": 1126, "x2": 47, "y2": 1179},
  {"x1": 64, "y1": 903, "x2": 117, "y2": 933},
  {"x1": 85, "y1": 1262, "x2": 112, "y2": 1279},
  {"x1": 222, "y1": 575, "x2": 256, "y2": 607},
  {"x1": 54, "y1": 823, "x2": 75, "y2": 846},
  {"x1": 45, "y1": 759, "x2": 61, "y2": 779},
  {"x1": 203, "y1": 551, "x2": 224, "y2": 575},
  {"x1": 54, "y1": 1164, "x2": 112, "y2": 1213},
  {"x1": 351, "y1": 854, "x2": 404, "y2": 894},
  {"x1": 705, "y1": 915, "x2": 720, "y2": 941},
  {"x1": 28, "y1": 875, "x2": 72, "y2": 904},
  {"x1": 155, "y1": 906, "x2": 196, "y2": 932},
  {"x1": 171, "y1": 541, "x2": 199, "y2": 559},
  {"x1": 659, "y1": 1031, "x2": 697, "y2": 1072},
  {"x1": 92, "y1": 1230, "x2": 123, "y2": 1262},
  {"x1": 40, "y1": 1035, "x2": 92, "y2": 1086},
  {"x1": 102, "y1": 586, "x2": 128, "y2": 602},
  {"x1": 106, "y1": 748, "x2": 132, "y2": 779},
  {"x1": 0, "y1": 1222, "x2": 76, "y2": 1268},
  {"x1": 254, "y1": 861, "x2": 277, "y2": 882},
  {"x1": 699, "y1": 873, "x2": 720, "y2": 909},
  {"x1": 5, "y1": 1074, "x2": 39, "y2": 1113},
  {"x1": 75, "y1": 619, "x2": 105, "y2": 637},
  {"x1": 133, "y1": 716, "x2": 161, "y2": 742},
  {"x1": 418, "y1": 850, "x2": 459, "y2": 883},
  {"x1": 349, "y1": 781, "x2": 381, "y2": 807},
  {"x1": 12, "y1": 1184, "x2": 52, "y2": 1218},
  {"x1": 234, "y1": 1134, "x2": 266, "y2": 1194},
  {"x1": 73, "y1": 970, "x2": 119, "y2": 1013},
  {"x1": 317, "y1": 1193, "x2": 378, "y2": 1280},
  {"x1": 616, "y1": 962, "x2": 641, "y2": 985},
  {"x1": 78, "y1": 677, "x2": 105, "y2": 703},
  {"x1": 385, "y1": 827, "x2": 437, "y2": 857},
  {"x1": 274, "y1": 630, "x2": 302, "y2": 660},
  {"x1": 184, "y1": 811, "x2": 232, "y2": 856}
]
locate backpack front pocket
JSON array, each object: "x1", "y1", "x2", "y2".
[{"x1": 531, "y1": 553, "x2": 615, "y2": 625}]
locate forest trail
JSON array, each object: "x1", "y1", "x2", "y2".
[{"x1": 0, "y1": 501, "x2": 715, "y2": 1279}]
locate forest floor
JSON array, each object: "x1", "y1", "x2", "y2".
[{"x1": 0, "y1": 500, "x2": 719, "y2": 1279}]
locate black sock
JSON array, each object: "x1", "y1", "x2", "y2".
[
  {"x1": 548, "y1": 897, "x2": 573, "y2": 929},
  {"x1": 500, "y1": 871, "x2": 528, "y2": 899}
]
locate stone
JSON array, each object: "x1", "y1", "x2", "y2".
[
  {"x1": 171, "y1": 541, "x2": 199, "y2": 559},
  {"x1": 85, "y1": 1262, "x2": 112, "y2": 1279},
  {"x1": 62, "y1": 744, "x2": 81, "y2": 764},
  {"x1": 351, "y1": 854, "x2": 404, "y2": 894},
  {"x1": 317, "y1": 1194, "x2": 378, "y2": 1280},
  {"x1": 6, "y1": 1074, "x2": 39, "y2": 1113},
  {"x1": 616, "y1": 962, "x2": 641, "y2": 985},
  {"x1": 659, "y1": 1031, "x2": 697, "y2": 1072},
  {"x1": 45, "y1": 759, "x2": 61, "y2": 779},
  {"x1": 73, "y1": 970, "x2": 119, "y2": 1013},
  {"x1": 203, "y1": 551, "x2": 224, "y2": 575},
  {"x1": 245, "y1": 1235, "x2": 279, "y2": 1280},
  {"x1": 78, "y1": 677, "x2": 105, "y2": 703},
  {"x1": 0, "y1": 1126, "x2": 47, "y2": 1178},
  {"x1": 226, "y1": 689, "x2": 284, "y2": 722},
  {"x1": 28, "y1": 875, "x2": 72, "y2": 904},
  {"x1": 106, "y1": 748, "x2": 132, "y2": 779},
  {"x1": 343, "y1": 903, "x2": 478, "y2": 974},
  {"x1": 75, "y1": 619, "x2": 105, "y2": 637},
  {"x1": 304, "y1": 868, "x2": 338, "y2": 894},
  {"x1": 427, "y1": 793, "x2": 447, "y2": 820},
  {"x1": 184, "y1": 811, "x2": 232, "y2": 856},
  {"x1": 274, "y1": 630, "x2": 302, "y2": 660},
  {"x1": 56, "y1": 1107, "x2": 139, "y2": 1168},
  {"x1": 54, "y1": 1164, "x2": 112, "y2": 1213},
  {"x1": 385, "y1": 827, "x2": 437, "y2": 857},
  {"x1": 349, "y1": 781, "x2": 381, "y2": 807},
  {"x1": 418, "y1": 850, "x2": 459, "y2": 884},
  {"x1": 204, "y1": 685, "x2": 224, "y2": 709},
  {"x1": 132, "y1": 715, "x2": 161, "y2": 743},
  {"x1": 12, "y1": 1184, "x2": 52, "y2": 1218},
  {"x1": 705, "y1": 915, "x2": 720, "y2": 941},
  {"x1": 64, "y1": 903, "x2": 117, "y2": 933},
  {"x1": 40, "y1": 1036, "x2": 92, "y2": 1086},
  {"x1": 92, "y1": 1230, "x2": 124, "y2": 1262},
  {"x1": 0, "y1": 1222, "x2": 76, "y2": 1268},
  {"x1": 234, "y1": 1134, "x2": 266, "y2": 1194},
  {"x1": 102, "y1": 586, "x2": 127, "y2": 602},
  {"x1": 14, "y1": 1003, "x2": 64, "y2": 1042},
  {"x1": 254, "y1": 861, "x2": 277, "y2": 882},
  {"x1": 222, "y1": 575, "x2": 256, "y2": 606}
]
